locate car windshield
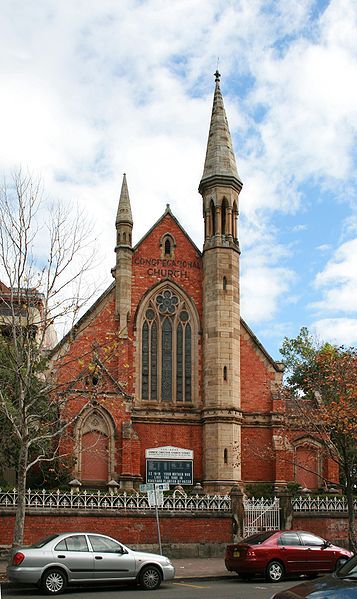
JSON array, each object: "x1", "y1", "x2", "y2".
[
  {"x1": 337, "y1": 555, "x2": 357, "y2": 579},
  {"x1": 242, "y1": 531, "x2": 275, "y2": 545},
  {"x1": 30, "y1": 534, "x2": 60, "y2": 548}
]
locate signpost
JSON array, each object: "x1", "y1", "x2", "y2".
[{"x1": 139, "y1": 482, "x2": 169, "y2": 555}]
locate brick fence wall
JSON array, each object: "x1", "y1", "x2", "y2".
[
  {"x1": 293, "y1": 514, "x2": 353, "y2": 548},
  {"x1": 0, "y1": 510, "x2": 232, "y2": 557},
  {"x1": 1, "y1": 509, "x2": 355, "y2": 557}
]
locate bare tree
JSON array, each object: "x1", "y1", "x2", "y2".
[{"x1": 0, "y1": 170, "x2": 99, "y2": 546}]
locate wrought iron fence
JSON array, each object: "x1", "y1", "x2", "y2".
[
  {"x1": 0, "y1": 488, "x2": 231, "y2": 512},
  {"x1": 1, "y1": 489, "x2": 355, "y2": 514},
  {"x1": 292, "y1": 495, "x2": 357, "y2": 512}
]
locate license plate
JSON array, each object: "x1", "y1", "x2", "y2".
[{"x1": 233, "y1": 550, "x2": 240, "y2": 557}]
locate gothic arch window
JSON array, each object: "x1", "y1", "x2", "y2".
[
  {"x1": 160, "y1": 233, "x2": 176, "y2": 259},
  {"x1": 210, "y1": 199, "x2": 216, "y2": 236},
  {"x1": 232, "y1": 200, "x2": 238, "y2": 240},
  {"x1": 221, "y1": 198, "x2": 228, "y2": 235},
  {"x1": 75, "y1": 407, "x2": 115, "y2": 484},
  {"x1": 138, "y1": 284, "x2": 198, "y2": 404}
]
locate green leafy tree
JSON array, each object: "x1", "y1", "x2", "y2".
[{"x1": 280, "y1": 329, "x2": 357, "y2": 552}]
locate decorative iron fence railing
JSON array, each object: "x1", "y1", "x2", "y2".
[
  {"x1": 0, "y1": 489, "x2": 355, "y2": 514},
  {"x1": 0, "y1": 489, "x2": 231, "y2": 512},
  {"x1": 292, "y1": 495, "x2": 357, "y2": 512}
]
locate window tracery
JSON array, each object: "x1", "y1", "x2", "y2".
[{"x1": 140, "y1": 287, "x2": 195, "y2": 404}]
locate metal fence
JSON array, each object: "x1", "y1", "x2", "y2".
[
  {"x1": 243, "y1": 497, "x2": 280, "y2": 535},
  {"x1": 0, "y1": 488, "x2": 231, "y2": 512},
  {"x1": 0, "y1": 489, "x2": 355, "y2": 515},
  {"x1": 292, "y1": 495, "x2": 357, "y2": 512}
]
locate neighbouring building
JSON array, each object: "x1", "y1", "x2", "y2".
[{"x1": 51, "y1": 73, "x2": 339, "y2": 493}]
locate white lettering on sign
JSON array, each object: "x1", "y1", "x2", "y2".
[{"x1": 145, "y1": 446, "x2": 193, "y2": 460}]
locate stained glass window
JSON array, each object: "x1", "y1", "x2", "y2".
[
  {"x1": 140, "y1": 287, "x2": 193, "y2": 404},
  {"x1": 162, "y1": 318, "x2": 172, "y2": 401}
]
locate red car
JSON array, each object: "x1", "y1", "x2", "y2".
[{"x1": 225, "y1": 530, "x2": 352, "y2": 582}]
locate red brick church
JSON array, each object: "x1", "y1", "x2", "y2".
[{"x1": 52, "y1": 73, "x2": 338, "y2": 493}]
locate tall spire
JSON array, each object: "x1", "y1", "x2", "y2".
[
  {"x1": 116, "y1": 173, "x2": 133, "y2": 226},
  {"x1": 199, "y1": 71, "x2": 242, "y2": 194}
]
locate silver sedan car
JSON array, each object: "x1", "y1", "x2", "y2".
[{"x1": 7, "y1": 532, "x2": 175, "y2": 595}]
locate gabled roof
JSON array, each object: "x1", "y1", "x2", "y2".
[
  {"x1": 133, "y1": 204, "x2": 202, "y2": 256},
  {"x1": 50, "y1": 282, "x2": 115, "y2": 356},
  {"x1": 240, "y1": 317, "x2": 284, "y2": 372}
]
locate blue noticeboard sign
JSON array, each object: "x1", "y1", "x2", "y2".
[{"x1": 146, "y1": 459, "x2": 193, "y2": 485}]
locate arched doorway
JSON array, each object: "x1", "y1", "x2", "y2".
[{"x1": 77, "y1": 408, "x2": 115, "y2": 485}]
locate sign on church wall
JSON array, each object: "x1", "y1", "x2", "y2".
[{"x1": 145, "y1": 446, "x2": 193, "y2": 485}]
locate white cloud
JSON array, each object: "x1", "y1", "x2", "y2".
[
  {"x1": 311, "y1": 318, "x2": 357, "y2": 345},
  {"x1": 312, "y1": 238, "x2": 357, "y2": 313},
  {"x1": 0, "y1": 0, "x2": 356, "y2": 354}
]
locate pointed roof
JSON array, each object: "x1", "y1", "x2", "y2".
[
  {"x1": 116, "y1": 173, "x2": 133, "y2": 225},
  {"x1": 199, "y1": 71, "x2": 242, "y2": 193}
]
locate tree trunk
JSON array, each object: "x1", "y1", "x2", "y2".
[{"x1": 13, "y1": 440, "x2": 28, "y2": 548}]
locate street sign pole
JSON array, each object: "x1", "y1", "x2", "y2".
[{"x1": 154, "y1": 485, "x2": 162, "y2": 555}]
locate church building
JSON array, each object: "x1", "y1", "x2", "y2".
[{"x1": 53, "y1": 73, "x2": 337, "y2": 493}]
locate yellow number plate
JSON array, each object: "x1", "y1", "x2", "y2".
[{"x1": 233, "y1": 550, "x2": 240, "y2": 557}]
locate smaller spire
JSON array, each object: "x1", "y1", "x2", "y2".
[
  {"x1": 214, "y1": 69, "x2": 221, "y2": 83},
  {"x1": 116, "y1": 173, "x2": 133, "y2": 225}
]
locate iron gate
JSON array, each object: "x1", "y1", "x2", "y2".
[{"x1": 243, "y1": 497, "x2": 280, "y2": 536}]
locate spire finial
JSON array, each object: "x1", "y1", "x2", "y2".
[{"x1": 214, "y1": 69, "x2": 221, "y2": 83}]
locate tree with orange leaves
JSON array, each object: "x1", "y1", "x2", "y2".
[{"x1": 280, "y1": 328, "x2": 356, "y2": 552}]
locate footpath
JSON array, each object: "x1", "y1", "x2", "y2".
[{"x1": 0, "y1": 557, "x2": 234, "y2": 584}]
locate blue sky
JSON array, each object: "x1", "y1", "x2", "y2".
[{"x1": 0, "y1": 0, "x2": 356, "y2": 360}]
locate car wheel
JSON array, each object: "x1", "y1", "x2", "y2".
[
  {"x1": 41, "y1": 568, "x2": 67, "y2": 595},
  {"x1": 139, "y1": 565, "x2": 162, "y2": 590},
  {"x1": 266, "y1": 560, "x2": 284, "y2": 582}
]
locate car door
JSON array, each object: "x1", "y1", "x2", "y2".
[
  {"x1": 278, "y1": 532, "x2": 307, "y2": 573},
  {"x1": 53, "y1": 534, "x2": 94, "y2": 580},
  {"x1": 299, "y1": 532, "x2": 335, "y2": 572},
  {"x1": 88, "y1": 534, "x2": 136, "y2": 580}
]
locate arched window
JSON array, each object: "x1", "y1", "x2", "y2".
[
  {"x1": 160, "y1": 233, "x2": 176, "y2": 259},
  {"x1": 223, "y1": 366, "x2": 227, "y2": 381},
  {"x1": 164, "y1": 238, "x2": 171, "y2": 256},
  {"x1": 232, "y1": 200, "x2": 238, "y2": 240},
  {"x1": 221, "y1": 198, "x2": 228, "y2": 235},
  {"x1": 210, "y1": 199, "x2": 216, "y2": 236},
  {"x1": 140, "y1": 286, "x2": 196, "y2": 403},
  {"x1": 224, "y1": 448, "x2": 228, "y2": 464}
]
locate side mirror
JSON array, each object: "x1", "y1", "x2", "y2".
[{"x1": 322, "y1": 540, "x2": 332, "y2": 548}]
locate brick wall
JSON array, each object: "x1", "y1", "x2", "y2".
[
  {"x1": 293, "y1": 514, "x2": 354, "y2": 548},
  {"x1": 0, "y1": 511, "x2": 231, "y2": 552}
]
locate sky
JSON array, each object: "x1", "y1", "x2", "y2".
[{"x1": 0, "y1": 0, "x2": 356, "y2": 360}]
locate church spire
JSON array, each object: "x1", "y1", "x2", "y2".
[
  {"x1": 116, "y1": 173, "x2": 133, "y2": 227},
  {"x1": 113, "y1": 173, "x2": 133, "y2": 337},
  {"x1": 199, "y1": 71, "x2": 242, "y2": 195}
]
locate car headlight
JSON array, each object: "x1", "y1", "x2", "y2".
[{"x1": 162, "y1": 557, "x2": 172, "y2": 565}]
